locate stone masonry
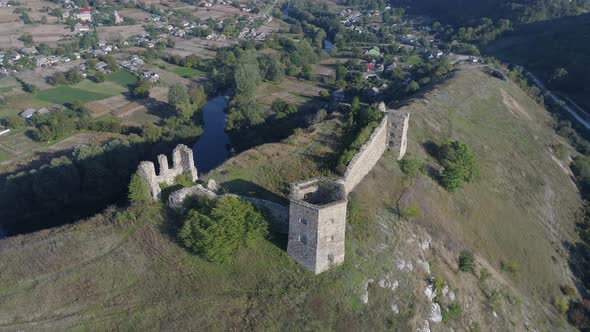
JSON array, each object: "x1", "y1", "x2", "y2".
[
  {"x1": 387, "y1": 110, "x2": 410, "y2": 160},
  {"x1": 287, "y1": 178, "x2": 347, "y2": 274},
  {"x1": 137, "y1": 144, "x2": 198, "y2": 200},
  {"x1": 141, "y1": 104, "x2": 410, "y2": 275},
  {"x1": 287, "y1": 103, "x2": 410, "y2": 274}
]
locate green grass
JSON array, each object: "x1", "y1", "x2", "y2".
[
  {"x1": 34, "y1": 83, "x2": 120, "y2": 105},
  {"x1": 171, "y1": 66, "x2": 205, "y2": 79},
  {"x1": 107, "y1": 70, "x2": 139, "y2": 87},
  {"x1": 0, "y1": 148, "x2": 14, "y2": 162},
  {"x1": 405, "y1": 55, "x2": 423, "y2": 66},
  {"x1": 0, "y1": 66, "x2": 579, "y2": 331},
  {"x1": 355, "y1": 67, "x2": 581, "y2": 303}
]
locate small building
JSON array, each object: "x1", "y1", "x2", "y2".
[
  {"x1": 332, "y1": 89, "x2": 345, "y2": 102},
  {"x1": 95, "y1": 61, "x2": 108, "y2": 71},
  {"x1": 20, "y1": 108, "x2": 50, "y2": 118},
  {"x1": 74, "y1": 23, "x2": 90, "y2": 32},
  {"x1": 143, "y1": 71, "x2": 159, "y2": 83},
  {"x1": 77, "y1": 7, "x2": 92, "y2": 21},
  {"x1": 20, "y1": 108, "x2": 37, "y2": 118}
]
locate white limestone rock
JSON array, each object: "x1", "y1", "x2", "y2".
[
  {"x1": 424, "y1": 284, "x2": 435, "y2": 301},
  {"x1": 207, "y1": 179, "x2": 218, "y2": 192},
  {"x1": 416, "y1": 320, "x2": 430, "y2": 332},
  {"x1": 391, "y1": 302, "x2": 399, "y2": 314},
  {"x1": 429, "y1": 303, "x2": 442, "y2": 323}
]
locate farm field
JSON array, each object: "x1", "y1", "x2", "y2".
[
  {"x1": 107, "y1": 70, "x2": 138, "y2": 88},
  {"x1": 256, "y1": 77, "x2": 330, "y2": 109},
  {"x1": 35, "y1": 80, "x2": 126, "y2": 105},
  {"x1": 96, "y1": 24, "x2": 146, "y2": 42},
  {"x1": 0, "y1": 92, "x2": 52, "y2": 118},
  {"x1": 0, "y1": 22, "x2": 74, "y2": 48},
  {"x1": 169, "y1": 64, "x2": 206, "y2": 79}
]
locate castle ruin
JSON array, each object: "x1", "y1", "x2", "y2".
[
  {"x1": 287, "y1": 104, "x2": 410, "y2": 274},
  {"x1": 138, "y1": 104, "x2": 409, "y2": 275},
  {"x1": 137, "y1": 144, "x2": 198, "y2": 200},
  {"x1": 287, "y1": 178, "x2": 348, "y2": 274}
]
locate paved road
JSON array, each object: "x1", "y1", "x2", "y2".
[{"x1": 525, "y1": 72, "x2": 590, "y2": 130}]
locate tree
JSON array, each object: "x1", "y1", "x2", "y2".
[
  {"x1": 1, "y1": 115, "x2": 24, "y2": 129},
  {"x1": 182, "y1": 54, "x2": 201, "y2": 68},
  {"x1": 65, "y1": 68, "x2": 83, "y2": 84},
  {"x1": 132, "y1": 80, "x2": 151, "y2": 99},
  {"x1": 271, "y1": 99, "x2": 297, "y2": 119},
  {"x1": 18, "y1": 33, "x2": 33, "y2": 46},
  {"x1": 94, "y1": 71, "x2": 107, "y2": 83},
  {"x1": 399, "y1": 157, "x2": 423, "y2": 177},
  {"x1": 142, "y1": 124, "x2": 162, "y2": 143},
  {"x1": 438, "y1": 140, "x2": 478, "y2": 192},
  {"x1": 458, "y1": 250, "x2": 474, "y2": 272},
  {"x1": 178, "y1": 196, "x2": 268, "y2": 263},
  {"x1": 168, "y1": 83, "x2": 189, "y2": 109},
  {"x1": 128, "y1": 172, "x2": 151, "y2": 204},
  {"x1": 234, "y1": 49, "x2": 261, "y2": 96},
  {"x1": 47, "y1": 71, "x2": 68, "y2": 85},
  {"x1": 100, "y1": 54, "x2": 118, "y2": 71},
  {"x1": 187, "y1": 83, "x2": 206, "y2": 108},
  {"x1": 226, "y1": 95, "x2": 264, "y2": 130},
  {"x1": 258, "y1": 53, "x2": 284, "y2": 82}
]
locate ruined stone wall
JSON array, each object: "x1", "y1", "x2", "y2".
[
  {"x1": 314, "y1": 200, "x2": 347, "y2": 273},
  {"x1": 287, "y1": 200, "x2": 321, "y2": 272},
  {"x1": 137, "y1": 144, "x2": 198, "y2": 200},
  {"x1": 388, "y1": 110, "x2": 410, "y2": 160},
  {"x1": 340, "y1": 115, "x2": 389, "y2": 194}
]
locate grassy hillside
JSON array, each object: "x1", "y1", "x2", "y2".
[
  {"x1": 484, "y1": 13, "x2": 590, "y2": 113},
  {"x1": 0, "y1": 67, "x2": 581, "y2": 330},
  {"x1": 357, "y1": 66, "x2": 581, "y2": 299}
]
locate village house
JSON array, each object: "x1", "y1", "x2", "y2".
[
  {"x1": 77, "y1": 7, "x2": 92, "y2": 21},
  {"x1": 142, "y1": 71, "x2": 159, "y2": 83},
  {"x1": 74, "y1": 23, "x2": 90, "y2": 32},
  {"x1": 20, "y1": 108, "x2": 49, "y2": 118},
  {"x1": 95, "y1": 61, "x2": 108, "y2": 71}
]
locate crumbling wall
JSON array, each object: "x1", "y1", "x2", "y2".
[
  {"x1": 387, "y1": 110, "x2": 410, "y2": 160},
  {"x1": 340, "y1": 115, "x2": 389, "y2": 194},
  {"x1": 137, "y1": 144, "x2": 198, "y2": 200},
  {"x1": 340, "y1": 109, "x2": 410, "y2": 194}
]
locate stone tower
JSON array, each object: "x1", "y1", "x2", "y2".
[
  {"x1": 287, "y1": 178, "x2": 347, "y2": 274},
  {"x1": 137, "y1": 144, "x2": 198, "y2": 200}
]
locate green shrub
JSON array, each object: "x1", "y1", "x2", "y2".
[
  {"x1": 561, "y1": 284, "x2": 576, "y2": 296},
  {"x1": 458, "y1": 250, "x2": 474, "y2": 272},
  {"x1": 556, "y1": 297, "x2": 570, "y2": 315},
  {"x1": 399, "y1": 156, "x2": 423, "y2": 177},
  {"x1": 500, "y1": 260, "x2": 519, "y2": 274},
  {"x1": 128, "y1": 172, "x2": 151, "y2": 204},
  {"x1": 438, "y1": 140, "x2": 478, "y2": 192},
  {"x1": 402, "y1": 205, "x2": 422, "y2": 221},
  {"x1": 442, "y1": 303, "x2": 463, "y2": 322},
  {"x1": 174, "y1": 172, "x2": 195, "y2": 187},
  {"x1": 178, "y1": 196, "x2": 268, "y2": 263}
]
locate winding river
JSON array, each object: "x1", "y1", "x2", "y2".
[{"x1": 192, "y1": 96, "x2": 230, "y2": 174}]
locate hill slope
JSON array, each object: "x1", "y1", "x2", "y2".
[{"x1": 0, "y1": 67, "x2": 582, "y2": 331}]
